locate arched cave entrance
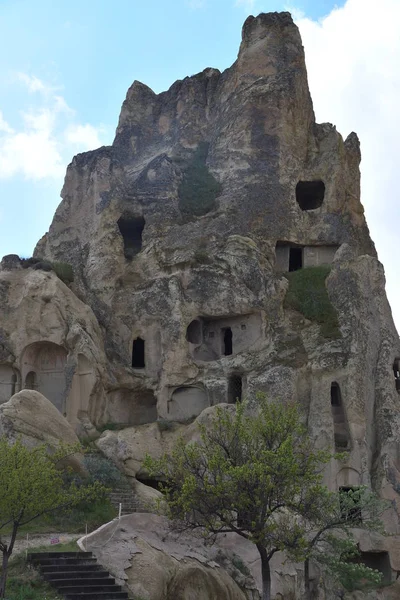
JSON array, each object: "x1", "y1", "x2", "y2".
[
  {"x1": 21, "y1": 342, "x2": 67, "y2": 413},
  {"x1": 132, "y1": 337, "x2": 145, "y2": 369},
  {"x1": 296, "y1": 180, "x2": 325, "y2": 210},
  {"x1": 0, "y1": 366, "x2": 20, "y2": 403},
  {"x1": 186, "y1": 319, "x2": 202, "y2": 344},
  {"x1": 330, "y1": 382, "x2": 350, "y2": 449},
  {"x1": 117, "y1": 215, "x2": 145, "y2": 259}
]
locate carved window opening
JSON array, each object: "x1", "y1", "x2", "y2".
[
  {"x1": 331, "y1": 383, "x2": 350, "y2": 449},
  {"x1": 25, "y1": 371, "x2": 37, "y2": 390},
  {"x1": 393, "y1": 359, "x2": 400, "y2": 393},
  {"x1": 132, "y1": 337, "x2": 145, "y2": 369},
  {"x1": 339, "y1": 487, "x2": 362, "y2": 523},
  {"x1": 228, "y1": 375, "x2": 242, "y2": 403},
  {"x1": 117, "y1": 216, "x2": 145, "y2": 259},
  {"x1": 289, "y1": 247, "x2": 303, "y2": 271},
  {"x1": 11, "y1": 373, "x2": 17, "y2": 396},
  {"x1": 186, "y1": 319, "x2": 202, "y2": 344},
  {"x1": 222, "y1": 327, "x2": 233, "y2": 356},
  {"x1": 296, "y1": 180, "x2": 325, "y2": 210}
]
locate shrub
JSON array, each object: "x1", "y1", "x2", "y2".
[
  {"x1": 232, "y1": 554, "x2": 251, "y2": 578},
  {"x1": 51, "y1": 261, "x2": 74, "y2": 284},
  {"x1": 84, "y1": 453, "x2": 130, "y2": 489},
  {"x1": 284, "y1": 266, "x2": 341, "y2": 339},
  {"x1": 178, "y1": 142, "x2": 222, "y2": 216}
]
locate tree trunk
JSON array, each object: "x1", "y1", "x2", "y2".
[
  {"x1": 304, "y1": 557, "x2": 311, "y2": 600},
  {"x1": 256, "y1": 544, "x2": 272, "y2": 600},
  {"x1": 0, "y1": 550, "x2": 9, "y2": 599}
]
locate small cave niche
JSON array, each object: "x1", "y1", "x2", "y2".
[
  {"x1": 222, "y1": 327, "x2": 233, "y2": 356},
  {"x1": 355, "y1": 551, "x2": 392, "y2": 586},
  {"x1": 228, "y1": 374, "x2": 243, "y2": 404},
  {"x1": 289, "y1": 247, "x2": 303, "y2": 272},
  {"x1": 339, "y1": 487, "x2": 362, "y2": 523},
  {"x1": 132, "y1": 337, "x2": 145, "y2": 369},
  {"x1": 186, "y1": 319, "x2": 202, "y2": 345},
  {"x1": 117, "y1": 215, "x2": 145, "y2": 259},
  {"x1": 136, "y1": 476, "x2": 164, "y2": 492},
  {"x1": 331, "y1": 383, "x2": 350, "y2": 450},
  {"x1": 296, "y1": 180, "x2": 325, "y2": 210},
  {"x1": 393, "y1": 359, "x2": 400, "y2": 393}
]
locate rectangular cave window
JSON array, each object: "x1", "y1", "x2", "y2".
[
  {"x1": 118, "y1": 216, "x2": 145, "y2": 259},
  {"x1": 331, "y1": 382, "x2": 350, "y2": 449},
  {"x1": 296, "y1": 180, "x2": 325, "y2": 210},
  {"x1": 228, "y1": 375, "x2": 242, "y2": 403},
  {"x1": 289, "y1": 247, "x2": 303, "y2": 272},
  {"x1": 222, "y1": 327, "x2": 233, "y2": 356},
  {"x1": 339, "y1": 487, "x2": 362, "y2": 523},
  {"x1": 355, "y1": 551, "x2": 392, "y2": 586},
  {"x1": 132, "y1": 337, "x2": 145, "y2": 369}
]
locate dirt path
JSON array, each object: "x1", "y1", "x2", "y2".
[{"x1": 4, "y1": 532, "x2": 84, "y2": 555}]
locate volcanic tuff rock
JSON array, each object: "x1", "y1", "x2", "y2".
[{"x1": 1, "y1": 10, "x2": 400, "y2": 598}]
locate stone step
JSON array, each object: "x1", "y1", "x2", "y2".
[
  {"x1": 48, "y1": 576, "x2": 115, "y2": 587},
  {"x1": 41, "y1": 564, "x2": 103, "y2": 574},
  {"x1": 64, "y1": 593, "x2": 128, "y2": 600},
  {"x1": 54, "y1": 583, "x2": 121, "y2": 593},
  {"x1": 28, "y1": 551, "x2": 128, "y2": 600},
  {"x1": 44, "y1": 570, "x2": 111, "y2": 581}
]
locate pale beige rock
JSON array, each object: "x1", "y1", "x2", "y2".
[{"x1": 0, "y1": 390, "x2": 84, "y2": 472}]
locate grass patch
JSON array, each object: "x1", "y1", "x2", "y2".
[
  {"x1": 178, "y1": 142, "x2": 222, "y2": 217},
  {"x1": 50, "y1": 261, "x2": 74, "y2": 284},
  {"x1": 284, "y1": 266, "x2": 341, "y2": 339}
]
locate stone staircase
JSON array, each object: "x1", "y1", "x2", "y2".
[
  {"x1": 109, "y1": 488, "x2": 138, "y2": 515},
  {"x1": 28, "y1": 551, "x2": 128, "y2": 599}
]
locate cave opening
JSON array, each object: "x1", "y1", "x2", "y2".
[
  {"x1": 222, "y1": 327, "x2": 233, "y2": 356},
  {"x1": 118, "y1": 216, "x2": 145, "y2": 259},
  {"x1": 132, "y1": 337, "x2": 145, "y2": 369},
  {"x1": 331, "y1": 382, "x2": 350, "y2": 449},
  {"x1": 228, "y1": 374, "x2": 243, "y2": 403},
  {"x1": 289, "y1": 247, "x2": 303, "y2": 271},
  {"x1": 296, "y1": 180, "x2": 325, "y2": 210}
]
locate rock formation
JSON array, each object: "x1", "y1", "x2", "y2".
[{"x1": 1, "y1": 10, "x2": 400, "y2": 598}]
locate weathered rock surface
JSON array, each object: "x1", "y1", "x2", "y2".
[
  {"x1": 0, "y1": 9, "x2": 399, "y2": 598},
  {"x1": 0, "y1": 390, "x2": 84, "y2": 472}
]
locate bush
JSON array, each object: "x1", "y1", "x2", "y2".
[
  {"x1": 84, "y1": 453, "x2": 130, "y2": 489},
  {"x1": 178, "y1": 142, "x2": 222, "y2": 217},
  {"x1": 284, "y1": 266, "x2": 341, "y2": 339},
  {"x1": 51, "y1": 261, "x2": 74, "y2": 284}
]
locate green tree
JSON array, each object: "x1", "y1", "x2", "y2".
[
  {"x1": 299, "y1": 486, "x2": 385, "y2": 598},
  {"x1": 0, "y1": 438, "x2": 104, "y2": 599},
  {"x1": 145, "y1": 395, "x2": 333, "y2": 600}
]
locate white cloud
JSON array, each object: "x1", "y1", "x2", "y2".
[
  {"x1": 294, "y1": 0, "x2": 400, "y2": 328},
  {"x1": 0, "y1": 73, "x2": 104, "y2": 180},
  {"x1": 16, "y1": 73, "x2": 48, "y2": 93},
  {"x1": 65, "y1": 123, "x2": 103, "y2": 150}
]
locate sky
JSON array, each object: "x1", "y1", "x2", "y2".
[{"x1": 0, "y1": 0, "x2": 399, "y2": 328}]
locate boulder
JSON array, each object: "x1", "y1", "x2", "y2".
[{"x1": 0, "y1": 389, "x2": 85, "y2": 472}]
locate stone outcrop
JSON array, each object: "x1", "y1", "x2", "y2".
[
  {"x1": 0, "y1": 9, "x2": 399, "y2": 598},
  {"x1": 0, "y1": 390, "x2": 85, "y2": 472}
]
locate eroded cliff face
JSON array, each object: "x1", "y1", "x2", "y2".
[{"x1": 2, "y1": 10, "x2": 400, "y2": 598}]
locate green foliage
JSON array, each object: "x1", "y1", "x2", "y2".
[
  {"x1": 284, "y1": 266, "x2": 340, "y2": 339},
  {"x1": 84, "y1": 452, "x2": 130, "y2": 490},
  {"x1": 178, "y1": 142, "x2": 222, "y2": 217},
  {"x1": 145, "y1": 394, "x2": 333, "y2": 599},
  {"x1": 50, "y1": 261, "x2": 74, "y2": 284},
  {"x1": 19, "y1": 257, "x2": 74, "y2": 285},
  {"x1": 157, "y1": 419, "x2": 176, "y2": 432},
  {"x1": 231, "y1": 554, "x2": 251, "y2": 578},
  {"x1": 0, "y1": 438, "x2": 105, "y2": 598}
]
